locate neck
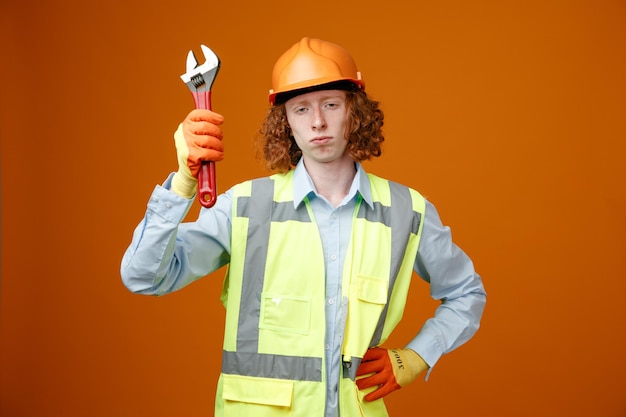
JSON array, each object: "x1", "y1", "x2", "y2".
[{"x1": 304, "y1": 158, "x2": 357, "y2": 207}]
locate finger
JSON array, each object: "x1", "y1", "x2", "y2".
[
  {"x1": 356, "y1": 373, "x2": 386, "y2": 390},
  {"x1": 201, "y1": 149, "x2": 225, "y2": 162},
  {"x1": 355, "y1": 361, "x2": 383, "y2": 377},
  {"x1": 187, "y1": 109, "x2": 225, "y2": 124},
  {"x1": 362, "y1": 348, "x2": 386, "y2": 362},
  {"x1": 184, "y1": 118, "x2": 224, "y2": 138},
  {"x1": 364, "y1": 388, "x2": 386, "y2": 402},
  {"x1": 192, "y1": 135, "x2": 224, "y2": 152},
  {"x1": 192, "y1": 122, "x2": 224, "y2": 139},
  {"x1": 187, "y1": 148, "x2": 224, "y2": 166}
]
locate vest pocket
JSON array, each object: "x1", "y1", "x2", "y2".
[
  {"x1": 340, "y1": 377, "x2": 389, "y2": 417},
  {"x1": 356, "y1": 275, "x2": 388, "y2": 305},
  {"x1": 343, "y1": 275, "x2": 389, "y2": 362},
  {"x1": 222, "y1": 374, "x2": 293, "y2": 414},
  {"x1": 259, "y1": 293, "x2": 311, "y2": 335}
]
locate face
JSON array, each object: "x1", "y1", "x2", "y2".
[{"x1": 285, "y1": 89, "x2": 351, "y2": 167}]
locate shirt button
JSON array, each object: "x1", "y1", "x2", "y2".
[
  {"x1": 331, "y1": 254, "x2": 337, "y2": 261},
  {"x1": 325, "y1": 344, "x2": 330, "y2": 350},
  {"x1": 165, "y1": 202, "x2": 172, "y2": 209},
  {"x1": 328, "y1": 298, "x2": 334, "y2": 305}
]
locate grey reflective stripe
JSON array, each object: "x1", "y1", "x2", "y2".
[
  {"x1": 223, "y1": 350, "x2": 323, "y2": 382},
  {"x1": 358, "y1": 181, "x2": 422, "y2": 347},
  {"x1": 342, "y1": 357, "x2": 363, "y2": 380},
  {"x1": 231, "y1": 177, "x2": 321, "y2": 382},
  {"x1": 273, "y1": 200, "x2": 313, "y2": 223},
  {"x1": 235, "y1": 178, "x2": 274, "y2": 353}
]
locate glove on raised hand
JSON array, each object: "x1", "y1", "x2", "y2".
[
  {"x1": 356, "y1": 347, "x2": 429, "y2": 402},
  {"x1": 171, "y1": 109, "x2": 224, "y2": 198}
]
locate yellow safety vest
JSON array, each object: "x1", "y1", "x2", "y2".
[{"x1": 215, "y1": 171, "x2": 425, "y2": 417}]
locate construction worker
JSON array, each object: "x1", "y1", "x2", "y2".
[{"x1": 121, "y1": 37, "x2": 486, "y2": 417}]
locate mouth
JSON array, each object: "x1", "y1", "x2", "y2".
[{"x1": 311, "y1": 136, "x2": 332, "y2": 144}]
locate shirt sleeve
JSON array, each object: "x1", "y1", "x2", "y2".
[
  {"x1": 120, "y1": 173, "x2": 233, "y2": 295},
  {"x1": 405, "y1": 199, "x2": 487, "y2": 376}
]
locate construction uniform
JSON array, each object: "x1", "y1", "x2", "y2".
[{"x1": 121, "y1": 160, "x2": 486, "y2": 417}]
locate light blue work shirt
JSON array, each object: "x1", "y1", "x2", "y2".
[{"x1": 121, "y1": 160, "x2": 486, "y2": 417}]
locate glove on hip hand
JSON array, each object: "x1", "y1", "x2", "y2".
[
  {"x1": 355, "y1": 347, "x2": 429, "y2": 402},
  {"x1": 171, "y1": 109, "x2": 224, "y2": 199}
]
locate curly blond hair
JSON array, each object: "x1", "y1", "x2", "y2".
[{"x1": 256, "y1": 89, "x2": 384, "y2": 173}]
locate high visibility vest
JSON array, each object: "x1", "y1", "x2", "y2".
[{"x1": 215, "y1": 170, "x2": 426, "y2": 417}]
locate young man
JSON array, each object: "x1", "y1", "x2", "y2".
[{"x1": 121, "y1": 37, "x2": 486, "y2": 417}]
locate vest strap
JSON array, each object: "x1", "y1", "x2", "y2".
[{"x1": 222, "y1": 350, "x2": 322, "y2": 382}]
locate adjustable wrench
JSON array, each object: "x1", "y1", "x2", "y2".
[{"x1": 180, "y1": 45, "x2": 221, "y2": 208}]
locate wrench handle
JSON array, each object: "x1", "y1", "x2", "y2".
[
  {"x1": 198, "y1": 160, "x2": 216, "y2": 207},
  {"x1": 191, "y1": 90, "x2": 217, "y2": 208}
]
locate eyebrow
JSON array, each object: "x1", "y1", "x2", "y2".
[{"x1": 287, "y1": 93, "x2": 345, "y2": 108}]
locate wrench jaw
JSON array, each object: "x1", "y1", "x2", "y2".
[{"x1": 180, "y1": 46, "x2": 220, "y2": 93}]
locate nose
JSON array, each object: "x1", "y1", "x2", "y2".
[{"x1": 312, "y1": 108, "x2": 326, "y2": 130}]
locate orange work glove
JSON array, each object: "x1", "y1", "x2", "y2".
[
  {"x1": 356, "y1": 347, "x2": 429, "y2": 402},
  {"x1": 171, "y1": 109, "x2": 224, "y2": 198}
]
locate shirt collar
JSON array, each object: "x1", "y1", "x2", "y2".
[{"x1": 292, "y1": 159, "x2": 374, "y2": 209}]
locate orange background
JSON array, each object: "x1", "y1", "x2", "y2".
[{"x1": 2, "y1": 1, "x2": 625, "y2": 416}]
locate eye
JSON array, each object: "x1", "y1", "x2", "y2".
[
  {"x1": 324, "y1": 101, "x2": 342, "y2": 110},
  {"x1": 290, "y1": 106, "x2": 307, "y2": 114}
]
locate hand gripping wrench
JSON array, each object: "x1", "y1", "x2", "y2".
[{"x1": 180, "y1": 45, "x2": 221, "y2": 208}]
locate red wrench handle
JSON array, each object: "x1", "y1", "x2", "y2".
[{"x1": 191, "y1": 90, "x2": 216, "y2": 208}]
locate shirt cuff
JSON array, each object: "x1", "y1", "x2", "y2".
[
  {"x1": 146, "y1": 174, "x2": 193, "y2": 223},
  {"x1": 405, "y1": 328, "x2": 446, "y2": 381}
]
